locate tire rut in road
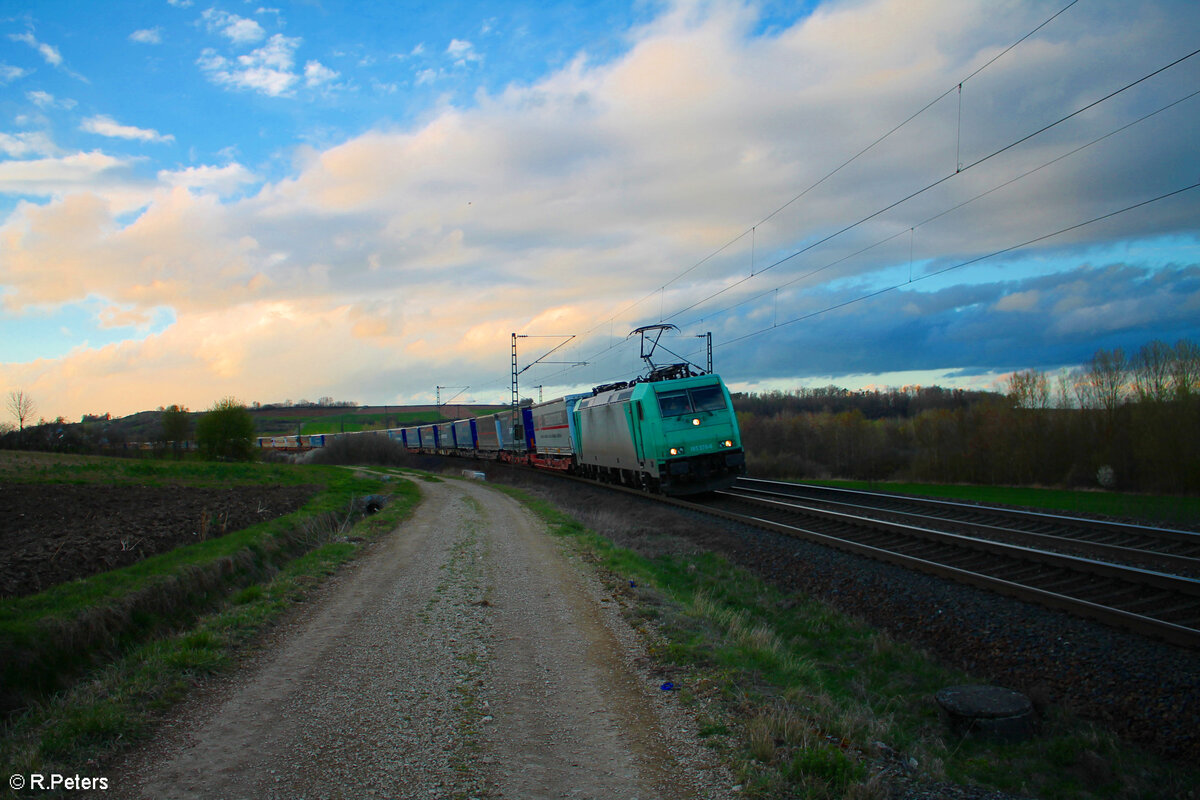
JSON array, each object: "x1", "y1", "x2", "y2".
[{"x1": 108, "y1": 477, "x2": 732, "y2": 800}]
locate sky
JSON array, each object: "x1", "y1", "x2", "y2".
[{"x1": 1, "y1": 0, "x2": 1199, "y2": 422}]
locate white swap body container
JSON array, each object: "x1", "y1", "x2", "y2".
[{"x1": 531, "y1": 394, "x2": 587, "y2": 455}]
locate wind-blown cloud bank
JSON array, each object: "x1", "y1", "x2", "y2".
[{"x1": 1, "y1": 0, "x2": 1198, "y2": 420}]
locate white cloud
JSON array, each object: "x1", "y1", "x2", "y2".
[
  {"x1": 446, "y1": 38, "x2": 481, "y2": 66},
  {"x1": 0, "y1": 131, "x2": 59, "y2": 158},
  {"x1": 129, "y1": 28, "x2": 163, "y2": 45},
  {"x1": 0, "y1": 63, "x2": 28, "y2": 84},
  {"x1": 27, "y1": 90, "x2": 76, "y2": 110},
  {"x1": 198, "y1": 33, "x2": 302, "y2": 96},
  {"x1": 0, "y1": 151, "x2": 132, "y2": 197},
  {"x1": 158, "y1": 163, "x2": 257, "y2": 195},
  {"x1": 10, "y1": 32, "x2": 62, "y2": 66},
  {"x1": 201, "y1": 9, "x2": 266, "y2": 45},
  {"x1": 304, "y1": 60, "x2": 339, "y2": 88},
  {"x1": 81, "y1": 115, "x2": 174, "y2": 144}
]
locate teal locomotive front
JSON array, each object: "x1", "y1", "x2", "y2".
[{"x1": 573, "y1": 375, "x2": 744, "y2": 495}]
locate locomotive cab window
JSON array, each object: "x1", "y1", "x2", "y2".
[
  {"x1": 689, "y1": 385, "x2": 727, "y2": 413},
  {"x1": 656, "y1": 390, "x2": 691, "y2": 416}
]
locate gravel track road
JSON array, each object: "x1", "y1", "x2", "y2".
[{"x1": 105, "y1": 476, "x2": 733, "y2": 800}]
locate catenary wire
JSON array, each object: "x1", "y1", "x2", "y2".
[
  {"x1": 718, "y1": 180, "x2": 1200, "y2": 348},
  {"x1": 496, "y1": 11, "x2": 1197, "y2": 397},
  {"x1": 662, "y1": 44, "x2": 1200, "y2": 324},
  {"x1": 576, "y1": 0, "x2": 1084, "y2": 339},
  {"x1": 674, "y1": 85, "x2": 1200, "y2": 332}
]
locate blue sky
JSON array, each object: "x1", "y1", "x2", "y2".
[{"x1": 1, "y1": 0, "x2": 1198, "y2": 421}]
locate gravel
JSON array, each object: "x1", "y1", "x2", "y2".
[
  {"x1": 479, "y1": 466, "x2": 1199, "y2": 766},
  {"x1": 105, "y1": 475, "x2": 735, "y2": 800}
]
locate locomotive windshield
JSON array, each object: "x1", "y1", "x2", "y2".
[
  {"x1": 656, "y1": 384, "x2": 728, "y2": 416},
  {"x1": 657, "y1": 390, "x2": 691, "y2": 416},
  {"x1": 689, "y1": 385, "x2": 727, "y2": 412}
]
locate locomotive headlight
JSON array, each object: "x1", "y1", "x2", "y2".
[
  {"x1": 669, "y1": 447, "x2": 683, "y2": 455},
  {"x1": 692, "y1": 418, "x2": 701, "y2": 426},
  {"x1": 722, "y1": 439, "x2": 733, "y2": 447}
]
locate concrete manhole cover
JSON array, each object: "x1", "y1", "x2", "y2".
[{"x1": 935, "y1": 684, "x2": 1035, "y2": 742}]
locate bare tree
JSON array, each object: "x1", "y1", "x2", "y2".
[
  {"x1": 7, "y1": 389, "x2": 35, "y2": 432},
  {"x1": 161, "y1": 404, "x2": 191, "y2": 455},
  {"x1": 1007, "y1": 369, "x2": 1050, "y2": 410},
  {"x1": 1173, "y1": 338, "x2": 1200, "y2": 399},
  {"x1": 1071, "y1": 366, "x2": 1098, "y2": 410},
  {"x1": 1086, "y1": 348, "x2": 1128, "y2": 418},
  {"x1": 1133, "y1": 340, "x2": 1172, "y2": 403},
  {"x1": 1054, "y1": 368, "x2": 1075, "y2": 409}
]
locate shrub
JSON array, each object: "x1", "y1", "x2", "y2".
[
  {"x1": 195, "y1": 398, "x2": 256, "y2": 461},
  {"x1": 306, "y1": 433, "x2": 413, "y2": 466}
]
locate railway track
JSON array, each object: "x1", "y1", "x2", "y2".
[
  {"x1": 684, "y1": 478, "x2": 1200, "y2": 649},
  {"x1": 734, "y1": 478, "x2": 1200, "y2": 576}
]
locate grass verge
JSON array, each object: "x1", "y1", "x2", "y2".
[
  {"x1": 496, "y1": 484, "x2": 1199, "y2": 800},
  {"x1": 0, "y1": 460, "x2": 388, "y2": 709},
  {"x1": 796, "y1": 478, "x2": 1200, "y2": 528}
]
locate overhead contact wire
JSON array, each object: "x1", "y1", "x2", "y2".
[
  {"x1": 719, "y1": 181, "x2": 1200, "y2": 348},
  {"x1": 579, "y1": 0, "x2": 1083, "y2": 339},
  {"x1": 675, "y1": 85, "x2": 1200, "y2": 331},
  {"x1": 664, "y1": 44, "x2": 1200, "y2": 324}
]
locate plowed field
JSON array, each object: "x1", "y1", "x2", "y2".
[{"x1": 0, "y1": 483, "x2": 318, "y2": 597}]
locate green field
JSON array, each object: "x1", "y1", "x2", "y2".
[
  {"x1": 298, "y1": 411, "x2": 434, "y2": 434},
  {"x1": 253, "y1": 407, "x2": 507, "y2": 436},
  {"x1": 796, "y1": 479, "x2": 1200, "y2": 528}
]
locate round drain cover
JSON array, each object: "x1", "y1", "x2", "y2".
[{"x1": 935, "y1": 685, "x2": 1035, "y2": 742}]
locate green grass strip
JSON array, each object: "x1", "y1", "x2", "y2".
[{"x1": 798, "y1": 479, "x2": 1200, "y2": 528}]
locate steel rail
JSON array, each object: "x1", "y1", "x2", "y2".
[
  {"x1": 544, "y1": 471, "x2": 1200, "y2": 648},
  {"x1": 737, "y1": 478, "x2": 1200, "y2": 553},
  {"x1": 704, "y1": 490, "x2": 1200, "y2": 649},
  {"x1": 727, "y1": 485, "x2": 1200, "y2": 577},
  {"x1": 435, "y1": 462, "x2": 1200, "y2": 648}
]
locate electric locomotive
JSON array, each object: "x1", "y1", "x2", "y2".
[{"x1": 573, "y1": 364, "x2": 744, "y2": 494}]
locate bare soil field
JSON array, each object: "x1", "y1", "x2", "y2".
[{"x1": 0, "y1": 483, "x2": 318, "y2": 597}]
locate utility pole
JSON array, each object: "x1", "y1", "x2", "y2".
[
  {"x1": 695, "y1": 331, "x2": 712, "y2": 374},
  {"x1": 436, "y1": 386, "x2": 469, "y2": 419},
  {"x1": 511, "y1": 333, "x2": 586, "y2": 407},
  {"x1": 511, "y1": 333, "x2": 587, "y2": 439}
]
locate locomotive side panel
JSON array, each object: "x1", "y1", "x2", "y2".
[{"x1": 576, "y1": 389, "x2": 639, "y2": 468}]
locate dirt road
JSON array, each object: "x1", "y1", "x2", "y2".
[{"x1": 107, "y1": 476, "x2": 733, "y2": 799}]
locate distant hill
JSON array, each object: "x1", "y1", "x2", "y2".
[
  {"x1": 100, "y1": 404, "x2": 508, "y2": 442},
  {"x1": 250, "y1": 404, "x2": 506, "y2": 436}
]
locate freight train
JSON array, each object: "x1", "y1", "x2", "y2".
[{"x1": 258, "y1": 369, "x2": 746, "y2": 495}]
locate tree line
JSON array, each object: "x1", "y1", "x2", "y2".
[
  {"x1": 0, "y1": 397, "x2": 258, "y2": 461},
  {"x1": 734, "y1": 338, "x2": 1200, "y2": 494}
]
